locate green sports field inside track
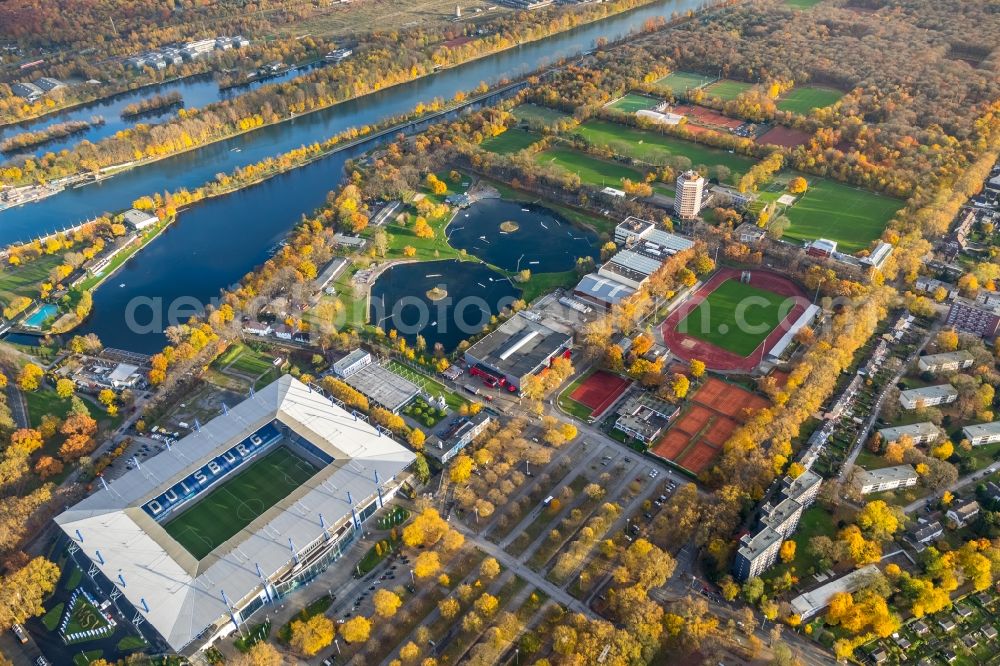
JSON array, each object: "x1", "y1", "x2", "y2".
[
  {"x1": 674, "y1": 279, "x2": 787, "y2": 356},
  {"x1": 163, "y1": 446, "x2": 318, "y2": 559}
]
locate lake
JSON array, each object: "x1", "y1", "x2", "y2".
[
  {"x1": 369, "y1": 260, "x2": 520, "y2": 352},
  {"x1": 447, "y1": 199, "x2": 599, "y2": 272}
]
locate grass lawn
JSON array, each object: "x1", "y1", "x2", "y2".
[
  {"x1": 381, "y1": 184, "x2": 467, "y2": 264},
  {"x1": 212, "y1": 342, "x2": 281, "y2": 389},
  {"x1": 384, "y1": 359, "x2": 469, "y2": 410},
  {"x1": 765, "y1": 506, "x2": 837, "y2": 580},
  {"x1": 533, "y1": 146, "x2": 646, "y2": 189},
  {"x1": 574, "y1": 119, "x2": 757, "y2": 178},
  {"x1": 73, "y1": 650, "x2": 103, "y2": 666},
  {"x1": 0, "y1": 253, "x2": 61, "y2": 306},
  {"x1": 776, "y1": 86, "x2": 843, "y2": 115},
  {"x1": 65, "y1": 565, "x2": 83, "y2": 590},
  {"x1": 655, "y1": 71, "x2": 714, "y2": 93},
  {"x1": 779, "y1": 176, "x2": 901, "y2": 253},
  {"x1": 704, "y1": 79, "x2": 754, "y2": 101},
  {"x1": 557, "y1": 369, "x2": 598, "y2": 421},
  {"x1": 520, "y1": 269, "x2": 578, "y2": 303},
  {"x1": 356, "y1": 534, "x2": 400, "y2": 575},
  {"x1": 163, "y1": 446, "x2": 318, "y2": 560},
  {"x1": 402, "y1": 395, "x2": 448, "y2": 428},
  {"x1": 855, "y1": 448, "x2": 894, "y2": 471},
  {"x1": 375, "y1": 505, "x2": 409, "y2": 530},
  {"x1": 607, "y1": 92, "x2": 661, "y2": 113},
  {"x1": 117, "y1": 635, "x2": 149, "y2": 651},
  {"x1": 957, "y1": 441, "x2": 1000, "y2": 473},
  {"x1": 42, "y1": 602, "x2": 64, "y2": 631},
  {"x1": 66, "y1": 596, "x2": 111, "y2": 635},
  {"x1": 480, "y1": 128, "x2": 540, "y2": 155},
  {"x1": 674, "y1": 278, "x2": 787, "y2": 356},
  {"x1": 513, "y1": 103, "x2": 571, "y2": 129},
  {"x1": 23, "y1": 388, "x2": 84, "y2": 428}
]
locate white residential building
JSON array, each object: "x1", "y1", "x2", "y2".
[
  {"x1": 899, "y1": 384, "x2": 959, "y2": 410},
  {"x1": 857, "y1": 465, "x2": 918, "y2": 494},
  {"x1": 878, "y1": 422, "x2": 943, "y2": 446},
  {"x1": 917, "y1": 350, "x2": 975, "y2": 374},
  {"x1": 963, "y1": 421, "x2": 1000, "y2": 446}
]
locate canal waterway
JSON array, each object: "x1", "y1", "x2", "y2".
[
  {"x1": 0, "y1": 64, "x2": 320, "y2": 159},
  {"x1": 48, "y1": 0, "x2": 703, "y2": 352},
  {"x1": 0, "y1": 0, "x2": 703, "y2": 245}
]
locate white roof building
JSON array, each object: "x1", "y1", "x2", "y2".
[
  {"x1": 122, "y1": 208, "x2": 159, "y2": 231},
  {"x1": 878, "y1": 422, "x2": 942, "y2": 445},
  {"x1": 899, "y1": 384, "x2": 959, "y2": 410},
  {"x1": 790, "y1": 565, "x2": 880, "y2": 620},
  {"x1": 55, "y1": 376, "x2": 415, "y2": 654}
]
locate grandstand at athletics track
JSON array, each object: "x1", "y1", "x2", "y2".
[
  {"x1": 55, "y1": 375, "x2": 415, "y2": 656},
  {"x1": 661, "y1": 268, "x2": 810, "y2": 372}
]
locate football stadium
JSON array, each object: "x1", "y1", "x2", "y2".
[{"x1": 55, "y1": 375, "x2": 416, "y2": 655}]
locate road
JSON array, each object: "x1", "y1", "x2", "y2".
[
  {"x1": 5, "y1": 381, "x2": 28, "y2": 428},
  {"x1": 903, "y1": 462, "x2": 1000, "y2": 514},
  {"x1": 839, "y1": 324, "x2": 937, "y2": 482}
]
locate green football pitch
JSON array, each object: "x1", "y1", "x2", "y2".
[
  {"x1": 776, "y1": 86, "x2": 843, "y2": 115},
  {"x1": 607, "y1": 93, "x2": 660, "y2": 113},
  {"x1": 655, "y1": 71, "x2": 714, "y2": 93},
  {"x1": 163, "y1": 446, "x2": 318, "y2": 560},
  {"x1": 675, "y1": 279, "x2": 788, "y2": 356}
]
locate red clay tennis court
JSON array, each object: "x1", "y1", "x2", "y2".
[
  {"x1": 651, "y1": 379, "x2": 768, "y2": 474},
  {"x1": 674, "y1": 104, "x2": 744, "y2": 130},
  {"x1": 759, "y1": 125, "x2": 812, "y2": 148},
  {"x1": 677, "y1": 442, "x2": 720, "y2": 475},
  {"x1": 694, "y1": 377, "x2": 769, "y2": 418},
  {"x1": 651, "y1": 430, "x2": 690, "y2": 461},
  {"x1": 569, "y1": 370, "x2": 631, "y2": 417}
]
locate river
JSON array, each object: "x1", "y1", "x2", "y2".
[
  {"x1": 63, "y1": 0, "x2": 705, "y2": 352},
  {"x1": 0, "y1": 64, "x2": 320, "y2": 159}
]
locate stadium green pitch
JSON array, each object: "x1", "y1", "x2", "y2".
[
  {"x1": 675, "y1": 279, "x2": 787, "y2": 356},
  {"x1": 163, "y1": 446, "x2": 318, "y2": 560}
]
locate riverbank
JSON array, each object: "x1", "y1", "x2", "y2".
[
  {"x1": 0, "y1": 0, "x2": 710, "y2": 198},
  {"x1": 9, "y1": 85, "x2": 526, "y2": 347}
]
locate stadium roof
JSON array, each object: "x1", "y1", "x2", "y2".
[{"x1": 55, "y1": 375, "x2": 415, "y2": 653}]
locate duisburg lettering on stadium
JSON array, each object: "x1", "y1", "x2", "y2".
[{"x1": 142, "y1": 422, "x2": 281, "y2": 520}]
